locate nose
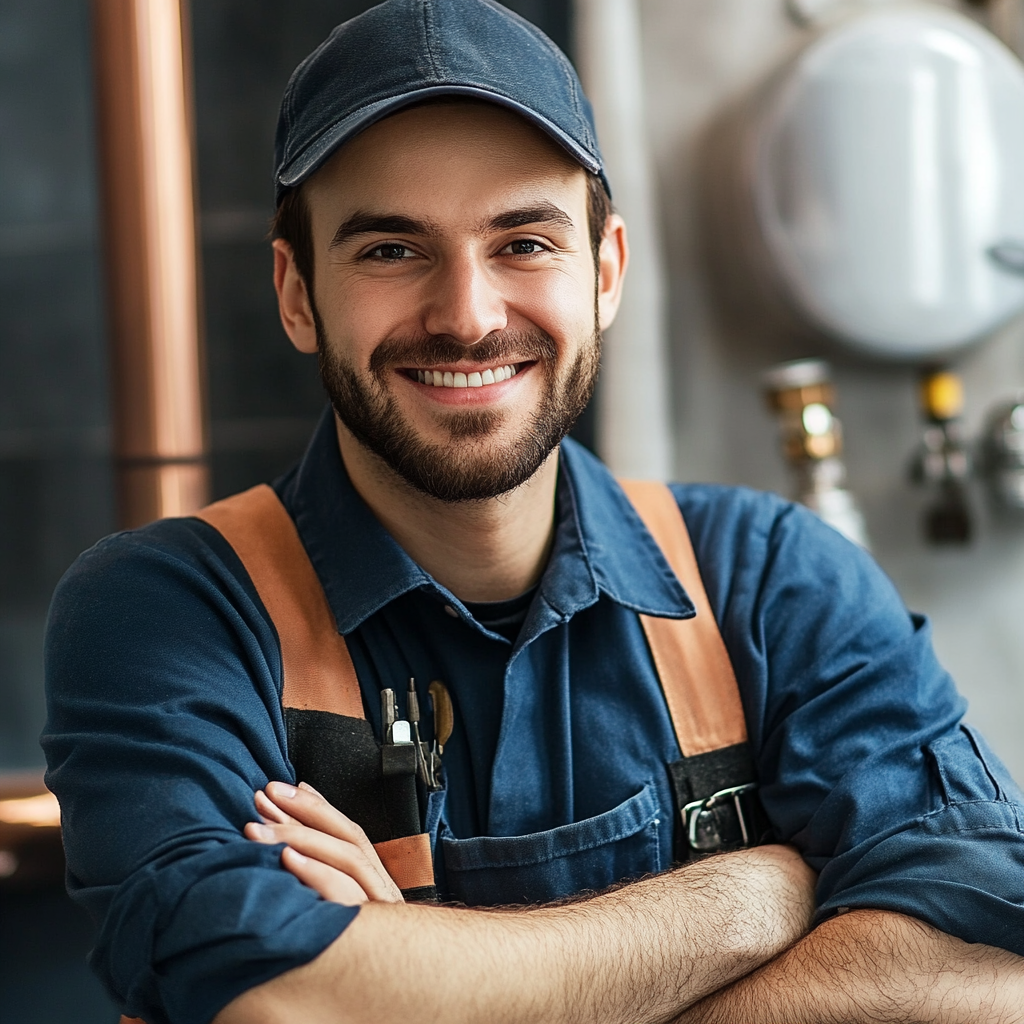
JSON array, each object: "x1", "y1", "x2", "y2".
[{"x1": 422, "y1": 251, "x2": 508, "y2": 344}]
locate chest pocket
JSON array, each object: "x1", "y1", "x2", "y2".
[
  {"x1": 194, "y1": 480, "x2": 769, "y2": 906},
  {"x1": 439, "y1": 783, "x2": 663, "y2": 906}
]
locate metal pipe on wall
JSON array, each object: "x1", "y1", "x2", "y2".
[
  {"x1": 575, "y1": 0, "x2": 674, "y2": 481},
  {"x1": 92, "y1": 0, "x2": 208, "y2": 528}
]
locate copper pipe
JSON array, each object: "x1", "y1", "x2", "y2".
[{"x1": 92, "y1": 0, "x2": 208, "y2": 527}]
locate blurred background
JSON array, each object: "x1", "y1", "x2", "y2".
[{"x1": 2, "y1": 0, "x2": 1024, "y2": 1020}]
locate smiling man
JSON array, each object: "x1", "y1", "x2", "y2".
[{"x1": 43, "y1": 2, "x2": 1024, "y2": 1023}]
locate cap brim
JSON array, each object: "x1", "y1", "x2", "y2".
[{"x1": 277, "y1": 84, "x2": 606, "y2": 198}]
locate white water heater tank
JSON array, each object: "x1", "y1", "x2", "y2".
[{"x1": 752, "y1": 5, "x2": 1024, "y2": 359}]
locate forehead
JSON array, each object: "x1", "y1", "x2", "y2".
[{"x1": 303, "y1": 101, "x2": 587, "y2": 226}]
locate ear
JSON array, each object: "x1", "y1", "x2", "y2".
[
  {"x1": 596, "y1": 213, "x2": 628, "y2": 331},
  {"x1": 273, "y1": 238, "x2": 318, "y2": 354}
]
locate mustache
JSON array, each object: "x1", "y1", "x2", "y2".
[{"x1": 368, "y1": 328, "x2": 557, "y2": 375}]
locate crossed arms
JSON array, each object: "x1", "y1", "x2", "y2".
[
  {"x1": 214, "y1": 782, "x2": 1024, "y2": 1024},
  {"x1": 43, "y1": 505, "x2": 1024, "y2": 1022}
]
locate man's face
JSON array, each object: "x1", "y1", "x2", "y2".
[{"x1": 298, "y1": 102, "x2": 603, "y2": 502}]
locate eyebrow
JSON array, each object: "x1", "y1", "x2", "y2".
[
  {"x1": 485, "y1": 203, "x2": 576, "y2": 234},
  {"x1": 329, "y1": 213, "x2": 439, "y2": 250},
  {"x1": 327, "y1": 202, "x2": 577, "y2": 250}
]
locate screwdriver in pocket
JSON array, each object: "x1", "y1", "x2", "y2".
[{"x1": 406, "y1": 676, "x2": 435, "y2": 788}]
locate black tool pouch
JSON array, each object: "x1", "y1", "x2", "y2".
[
  {"x1": 284, "y1": 708, "x2": 437, "y2": 901},
  {"x1": 667, "y1": 742, "x2": 772, "y2": 861},
  {"x1": 381, "y1": 740, "x2": 421, "y2": 839}
]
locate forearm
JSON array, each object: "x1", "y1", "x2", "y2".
[
  {"x1": 215, "y1": 845, "x2": 814, "y2": 1024},
  {"x1": 676, "y1": 909, "x2": 1024, "y2": 1024}
]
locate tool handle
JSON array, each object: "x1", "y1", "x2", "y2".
[
  {"x1": 407, "y1": 677, "x2": 421, "y2": 723},
  {"x1": 381, "y1": 688, "x2": 397, "y2": 732},
  {"x1": 429, "y1": 680, "x2": 454, "y2": 751}
]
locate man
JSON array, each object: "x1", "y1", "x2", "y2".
[{"x1": 43, "y1": 2, "x2": 1024, "y2": 1023}]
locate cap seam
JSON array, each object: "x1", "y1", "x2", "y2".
[
  {"x1": 421, "y1": 0, "x2": 443, "y2": 82},
  {"x1": 480, "y1": 0, "x2": 587, "y2": 142}
]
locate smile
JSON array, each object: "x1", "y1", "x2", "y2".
[{"x1": 407, "y1": 364, "x2": 522, "y2": 388}]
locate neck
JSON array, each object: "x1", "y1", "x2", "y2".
[{"x1": 334, "y1": 416, "x2": 559, "y2": 602}]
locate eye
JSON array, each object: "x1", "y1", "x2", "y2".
[
  {"x1": 366, "y1": 243, "x2": 414, "y2": 261},
  {"x1": 502, "y1": 239, "x2": 547, "y2": 256}
]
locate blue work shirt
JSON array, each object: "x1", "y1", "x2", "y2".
[{"x1": 44, "y1": 407, "x2": 1024, "y2": 1024}]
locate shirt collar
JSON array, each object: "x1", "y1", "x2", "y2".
[
  {"x1": 555, "y1": 438, "x2": 694, "y2": 619},
  {"x1": 276, "y1": 406, "x2": 694, "y2": 636}
]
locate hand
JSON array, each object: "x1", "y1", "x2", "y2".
[{"x1": 245, "y1": 781, "x2": 404, "y2": 906}]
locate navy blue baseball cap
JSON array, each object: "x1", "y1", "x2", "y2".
[{"x1": 274, "y1": 0, "x2": 608, "y2": 204}]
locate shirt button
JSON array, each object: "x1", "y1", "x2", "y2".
[{"x1": 443, "y1": 604, "x2": 459, "y2": 618}]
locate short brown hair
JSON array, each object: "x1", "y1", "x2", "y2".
[{"x1": 271, "y1": 170, "x2": 612, "y2": 292}]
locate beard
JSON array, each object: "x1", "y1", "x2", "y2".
[{"x1": 315, "y1": 310, "x2": 600, "y2": 503}]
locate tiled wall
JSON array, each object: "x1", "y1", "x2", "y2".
[{"x1": 0, "y1": 0, "x2": 111, "y2": 771}]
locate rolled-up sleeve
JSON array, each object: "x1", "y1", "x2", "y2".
[
  {"x1": 813, "y1": 722, "x2": 1024, "y2": 951},
  {"x1": 681, "y1": 487, "x2": 1024, "y2": 954},
  {"x1": 42, "y1": 520, "x2": 358, "y2": 1024}
]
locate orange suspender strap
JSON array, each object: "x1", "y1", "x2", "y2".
[
  {"x1": 621, "y1": 480, "x2": 764, "y2": 857},
  {"x1": 195, "y1": 484, "x2": 433, "y2": 893},
  {"x1": 618, "y1": 480, "x2": 748, "y2": 756},
  {"x1": 197, "y1": 484, "x2": 362, "y2": 718}
]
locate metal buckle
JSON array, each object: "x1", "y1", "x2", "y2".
[{"x1": 682, "y1": 782, "x2": 759, "y2": 852}]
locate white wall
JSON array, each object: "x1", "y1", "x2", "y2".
[{"x1": 633, "y1": 0, "x2": 1024, "y2": 779}]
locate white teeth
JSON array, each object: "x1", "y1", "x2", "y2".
[{"x1": 415, "y1": 364, "x2": 520, "y2": 387}]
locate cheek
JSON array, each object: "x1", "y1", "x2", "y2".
[
  {"x1": 505, "y1": 269, "x2": 596, "y2": 346},
  {"x1": 317, "y1": 277, "x2": 414, "y2": 367}
]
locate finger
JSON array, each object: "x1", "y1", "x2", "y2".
[
  {"x1": 255, "y1": 789, "x2": 295, "y2": 825},
  {"x1": 264, "y1": 782, "x2": 391, "y2": 877},
  {"x1": 262, "y1": 784, "x2": 404, "y2": 902},
  {"x1": 278, "y1": 823, "x2": 403, "y2": 902},
  {"x1": 282, "y1": 846, "x2": 369, "y2": 906},
  {"x1": 246, "y1": 821, "x2": 403, "y2": 903},
  {"x1": 265, "y1": 782, "x2": 366, "y2": 843}
]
